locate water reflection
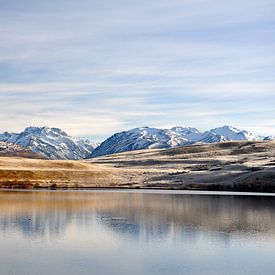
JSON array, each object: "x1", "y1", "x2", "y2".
[
  {"x1": 0, "y1": 190, "x2": 275, "y2": 275},
  {"x1": 1, "y1": 191, "x2": 275, "y2": 239}
]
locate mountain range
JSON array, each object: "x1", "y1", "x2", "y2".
[{"x1": 0, "y1": 125, "x2": 273, "y2": 159}]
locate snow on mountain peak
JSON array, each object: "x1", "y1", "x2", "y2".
[
  {"x1": 171, "y1": 126, "x2": 201, "y2": 134},
  {"x1": 209, "y1": 125, "x2": 257, "y2": 141}
]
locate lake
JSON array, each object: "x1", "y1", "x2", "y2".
[{"x1": 0, "y1": 190, "x2": 275, "y2": 275}]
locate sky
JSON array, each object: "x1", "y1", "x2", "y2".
[{"x1": 0, "y1": 0, "x2": 275, "y2": 141}]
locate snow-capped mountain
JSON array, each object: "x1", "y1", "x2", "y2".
[
  {"x1": 0, "y1": 126, "x2": 99, "y2": 160},
  {"x1": 90, "y1": 125, "x2": 270, "y2": 158}
]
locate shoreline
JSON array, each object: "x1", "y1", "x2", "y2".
[
  {"x1": 1, "y1": 183, "x2": 275, "y2": 193},
  {"x1": 2, "y1": 187, "x2": 275, "y2": 196}
]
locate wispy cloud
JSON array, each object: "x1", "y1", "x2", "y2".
[{"x1": 0, "y1": 0, "x2": 275, "y2": 139}]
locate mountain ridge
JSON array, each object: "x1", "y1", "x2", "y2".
[
  {"x1": 90, "y1": 125, "x2": 270, "y2": 158},
  {"x1": 0, "y1": 125, "x2": 273, "y2": 160}
]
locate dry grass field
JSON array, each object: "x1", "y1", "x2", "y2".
[
  {"x1": 0, "y1": 157, "x2": 135, "y2": 189},
  {"x1": 1, "y1": 140, "x2": 275, "y2": 191}
]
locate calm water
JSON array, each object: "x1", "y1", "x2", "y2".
[{"x1": 1, "y1": 190, "x2": 275, "y2": 275}]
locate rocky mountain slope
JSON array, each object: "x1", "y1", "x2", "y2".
[
  {"x1": 0, "y1": 141, "x2": 40, "y2": 158},
  {"x1": 0, "y1": 127, "x2": 99, "y2": 160},
  {"x1": 91, "y1": 125, "x2": 267, "y2": 158}
]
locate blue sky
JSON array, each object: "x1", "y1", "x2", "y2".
[{"x1": 0, "y1": 0, "x2": 275, "y2": 140}]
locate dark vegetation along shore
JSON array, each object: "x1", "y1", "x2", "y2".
[{"x1": 1, "y1": 141, "x2": 275, "y2": 192}]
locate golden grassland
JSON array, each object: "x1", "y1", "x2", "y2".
[{"x1": 0, "y1": 157, "x2": 134, "y2": 189}]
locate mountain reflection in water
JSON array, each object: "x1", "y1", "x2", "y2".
[
  {"x1": 0, "y1": 191, "x2": 275, "y2": 239},
  {"x1": 0, "y1": 190, "x2": 275, "y2": 275}
]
